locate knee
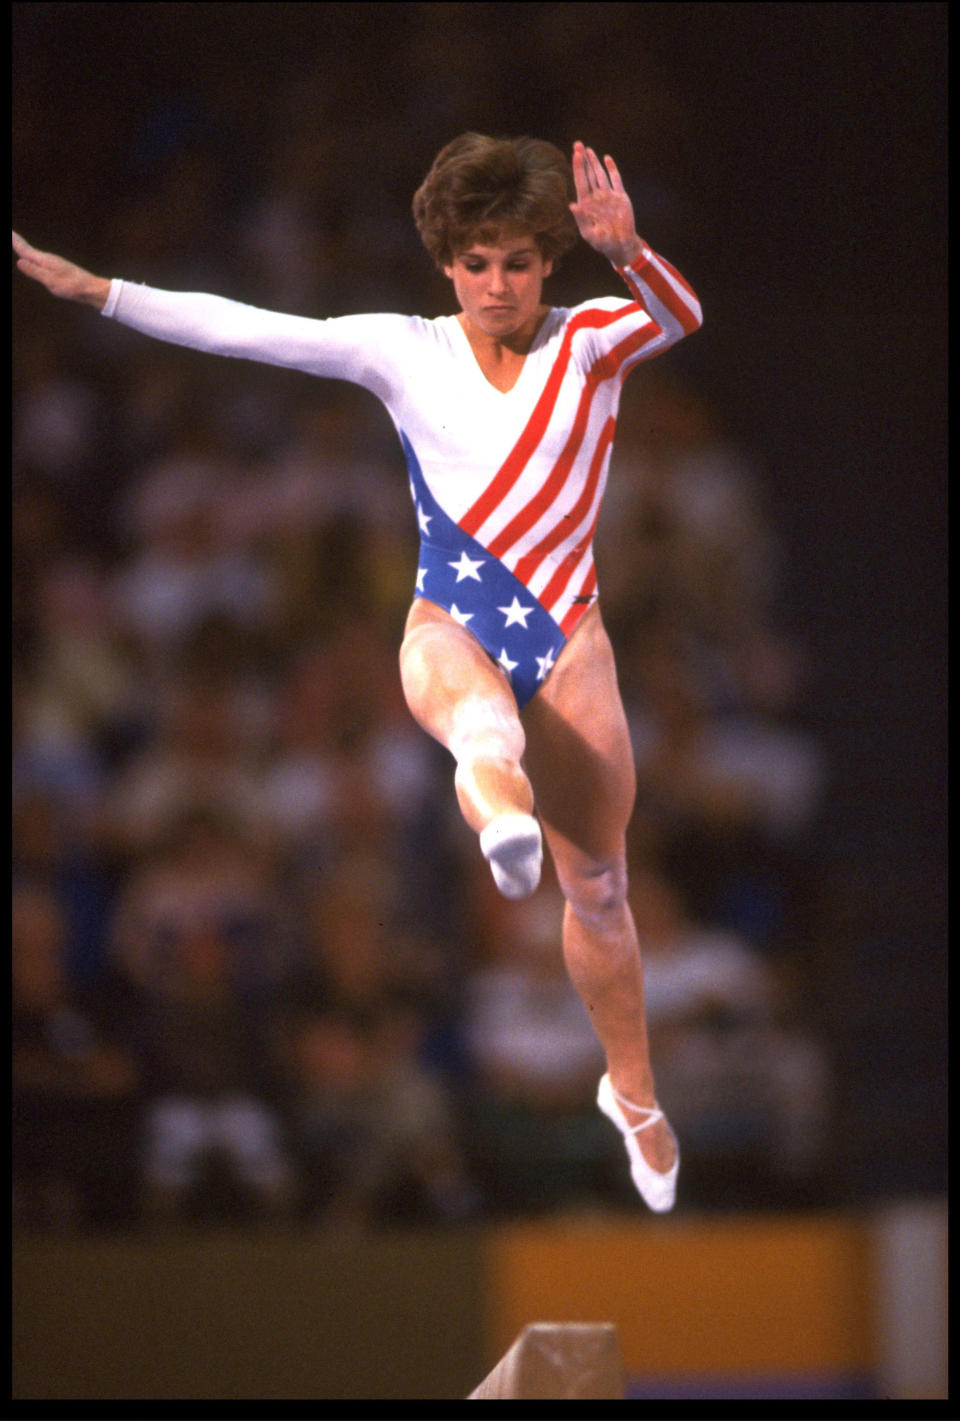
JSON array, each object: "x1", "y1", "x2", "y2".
[
  {"x1": 559, "y1": 854, "x2": 629, "y2": 932},
  {"x1": 448, "y1": 692, "x2": 525, "y2": 765}
]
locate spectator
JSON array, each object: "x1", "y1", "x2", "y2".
[
  {"x1": 260, "y1": 619, "x2": 425, "y2": 860},
  {"x1": 629, "y1": 865, "x2": 831, "y2": 1207},
  {"x1": 626, "y1": 609, "x2": 824, "y2": 946},
  {"x1": 28, "y1": 556, "x2": 148, "y2": 780},
  {"x1": 13, "y1": 656, "x2": 104, "y2": 818},
  {"x1": 281, "y1": 850, "x2": 455, "y2": 1041},
  {"x1": 13, "y1": 882, "x2": 141, "y2": 1230},
  {"x1": 13, "y1": 787, "x2": 115, "y2": 992},
  {"x1": 108, "y1": 808, "x2": 297, "y2": 1226},
  {"x1": 111, "y1": 446, "x2": 281, "y2": 672},
  {"x1": 102, "y1": 665, "x2": 267, "y2": 859},
  {"x1": 460, "y1": 882, "x2": 629, "y2": 1216},
  {"x1": 275, "y1": 998, "x2": 477, "y2": 1229},
  {"x1": 602, "y1": 373, "x2": 794, "y2": 710}
]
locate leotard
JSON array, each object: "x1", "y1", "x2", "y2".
[{"x1": 104, "y1": 244, "x2": 701, "y2": 705}]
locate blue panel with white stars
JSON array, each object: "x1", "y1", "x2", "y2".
[{"x1": 400, "y1": 430, "x2": 567, "y2": 709}]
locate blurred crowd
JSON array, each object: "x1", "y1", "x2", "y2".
[{"x1": 14, "y1": 3, "x2": 833, "y2": 1233}]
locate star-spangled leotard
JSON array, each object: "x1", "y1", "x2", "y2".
[{"x1": 103, "y1": 244, "x2": 701, "y2": 706}]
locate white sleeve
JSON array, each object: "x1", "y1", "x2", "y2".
[{"x1": 102, "y1": 280, "x2": 411, "y2": 402}]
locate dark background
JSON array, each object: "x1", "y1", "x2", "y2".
[{"x1": 13, "y1": 1, "x2": 947, "y2": 1200}]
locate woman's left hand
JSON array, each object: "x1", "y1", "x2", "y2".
[{"x1": 569, "y1": 143, "x2": 644, "y2": 267}]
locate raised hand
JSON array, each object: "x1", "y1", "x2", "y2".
[
  {"x1": 569, "y1": 143, "x2": 644, "y2": 268},
  {"x1": 12, "y1": 231, "x2": 111, "y2": 309}
]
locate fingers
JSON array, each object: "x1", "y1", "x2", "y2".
[
  {"x1": 586, "y1": 147, "x2": 608, "y2": 190},
  {"x1": 572, "y1": 142, "x2": 622, "y2": 195},
  {"x1": 573, "y1": 142, "x2": 604, "y2": 192},
  {"x1": 603, "y1": 154, "x2": 626, "y2": 193},
  {"x1": 12, "y1": 232, "x2": 48, "y2": 278},
  {"x1": 12, "y1": 231, "x2": 49, "y2": 261},
  {"x1": 571, "y1": 141, "x2": 590, "y2": 200}
]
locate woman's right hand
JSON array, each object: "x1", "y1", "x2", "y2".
[{"x1": 12, "y1": 231, "x2": 111, "y2": 310}]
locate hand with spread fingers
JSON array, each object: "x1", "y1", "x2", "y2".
[{"x1": 569, "y1": 141, "x2": 644, "y2": 268}]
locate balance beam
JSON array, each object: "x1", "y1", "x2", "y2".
[{"x1": 467, "y1": 1322, "x2": 622, "y2": 1400}]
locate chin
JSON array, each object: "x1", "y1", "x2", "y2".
[{"x1": 482, "y1": 311, "x2": 521, "y2": 332}]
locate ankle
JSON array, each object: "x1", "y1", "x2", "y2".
[{"x1": 608, "y1": 1072, "x2": 657, "y2": 1112}]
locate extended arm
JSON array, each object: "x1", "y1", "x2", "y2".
[{"x1": 12, "y1": 229, "x2": 409, "y2": 398}]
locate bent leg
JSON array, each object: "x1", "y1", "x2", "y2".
[
  {"x1": 522, "y1": 606, "x2": 677, "y2": 1178},
  {"x1": 400, "y1": 599, "x2": 541, "y2": 895},
  {"x1": 400, "y1": 599, "x2": 532, "y2": 830}
]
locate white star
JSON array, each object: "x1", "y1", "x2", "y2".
[
  {"x1": 415, "y1": 566, "x2": 427, "y2": 591},
  {"x1": 449, "y1": 604, "x2": 474, "y2": 627},
  {"x1": 417, "y1": 504, "x2": 432, "y2": 535},
  {"x1": 448, "y1": 550, "x2": 485, "y2": 582},
  {"x1": 497, "y1": 648, "x2": 519, "y2": 675},
  {"x1": 535, "y1": 647, "x2": 557, "y2": 682},
  {"x1": 498, "y1": 596, "x2": 535, "y2": 628}
]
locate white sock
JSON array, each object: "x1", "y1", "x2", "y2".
[{"x1": 479, "y1": 813, "x2": 543, "y2": 899}]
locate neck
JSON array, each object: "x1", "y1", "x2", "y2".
[{"x1": 458, "y1": 305, "x2": 550, "y2": 358}]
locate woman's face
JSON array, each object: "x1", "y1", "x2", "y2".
[{"x1": 444, "y1": 232, "x2": 553, "y2": 342}]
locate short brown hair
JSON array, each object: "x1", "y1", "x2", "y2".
[{"x1": 413, "y1": 132, "x2": 578, "y2": 270}]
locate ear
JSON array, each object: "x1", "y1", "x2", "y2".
[{"x1": 543, "y1": 257, "x2": 554, "y2": 279}]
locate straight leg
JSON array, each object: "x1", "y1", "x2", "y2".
[{"x1": 522, "y1": 606, "x2": 676, "y2": 1175}]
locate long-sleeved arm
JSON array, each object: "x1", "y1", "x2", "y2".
[
  {"x1": 102, "y1": 279, "x2": 409, "y2": 401},
  {"x1": 567, "y1": 244, "x2": 701, "y2": 384},
  {"x1": 615, "y1": 242, "x2": 703, "y2": 352}
]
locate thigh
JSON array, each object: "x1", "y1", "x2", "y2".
[
  {"x1": 399, "y1": 598, "x2": 524, "y2": 755},
  {"x1": 521, "y1": 605, "x2": 636, "y2": 858}
]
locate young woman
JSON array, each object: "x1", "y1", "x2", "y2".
[{"x1": 14, "y1": 134, "x2": 702, "y2": 1210}]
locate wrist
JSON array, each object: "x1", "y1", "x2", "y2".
[
  {"x1": 613, "y1": 237, "x2": 646, "y2": 269},
  {"x1": 79, "y1": 275, "x2": 112, "y2": 311}
]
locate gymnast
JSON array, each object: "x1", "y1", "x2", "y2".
[{"x1": 13, "y1": 134, "x2": 702, "y2": 1210}]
